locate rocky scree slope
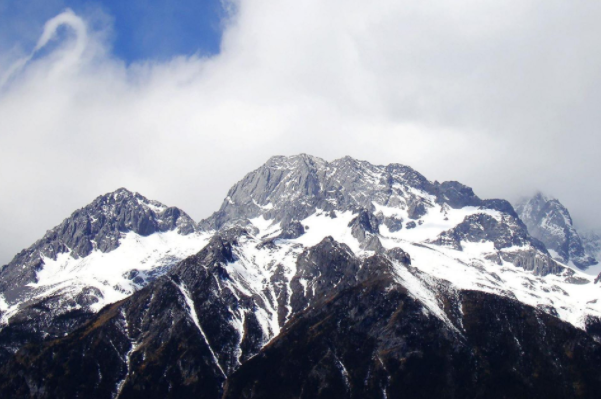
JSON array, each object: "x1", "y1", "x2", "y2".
[{"x1": 2, "y1": 154, "x2": 601, "y2": 398}]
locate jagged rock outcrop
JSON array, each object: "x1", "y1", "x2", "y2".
[
  {"x1": 200, "y1": 154, "x2": 559, "y2": 276},
  {"x1": 503, "y1": 250, "x2": 565, "y2": 277},
  {"x1": 385, "y1": 247, "x2": 411, "y2": 265},
  {"x1": 0, "y1": 230, "x2": 257, "y2": 398},
  {"x1": 582, "y1": 231, "x2": 601, "y2": 266},
  {"x1": 290, "y1": 237, "x2": 361, "y2": 314},
  {"x1": 429, "y1": 213, "x2": 535, "y2": 252},
  {"x1": 516, "y1": 193, "x2": 597, "y2": 269},
  {"x1": 0, "y1": 233, "x2": 408, "y2": 398},
  {"x1": 0, "y1": 188, "x2": 196, "y2": 299},
  {"x1": 199, "y1": 155, "x2": 495, "y2": 233},
  {"x1": 427, "y1": 209, "x2": 563, "y2": 276}
]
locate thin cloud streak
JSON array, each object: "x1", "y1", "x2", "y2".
[
  {"x1": 1, "y1": 0, "x2": 600, "y2": 265},
  {"x1": 1, "y1": 9, "x2": 87, "y2": 89}
]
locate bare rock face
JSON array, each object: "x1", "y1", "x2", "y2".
[
  {"x1": 385, "y1": 247, "x2": 411, "y2": 265},
  {"x1": 199, "y1": 155, "x2": 493, "y2": 235},
  {"x1": 429, "y1": 213, "x2": 533, "y2": 252},
  {"x1": 503, "y1": 250, "x2": 565, "y2": 277},
  {"x1": 290, "y1": 237, "x2": 361, "y2": 314},
  {"x1": 426, "y1": 211, "x2": 564, "y2": 276},
  {"x1": 516, "y1": 193, "x2": 597, "y2": 269}
]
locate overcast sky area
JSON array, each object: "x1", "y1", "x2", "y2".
[{"x1": 1, "y1": 0, "x2": 601, "y2": 265}]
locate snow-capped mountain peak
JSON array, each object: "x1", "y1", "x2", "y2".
[
  {"x1": 2, "y1": 155, "x2": 601, "y2": 398},
  {"x1": 0, "y1": 188, "x2": 210, "y2": 361}
]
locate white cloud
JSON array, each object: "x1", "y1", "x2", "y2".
[{"x1": 1, "y1": 0, "x2": 601, "y2": 264}]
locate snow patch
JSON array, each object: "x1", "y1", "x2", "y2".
[
  {"x1": 0, "y1": 295, "x2": 7, "y2": 312},
  {"x1": 291, "y1": 210, "x2": 362, "y2": 255},
  {"x1": 29, "y1": 230, "x2": 210, "y2": 312},
  {"x1": 174, "y1": 280, "x2": 226, "y2": 377},
  {"x1": 249, "y1": 216, "x2": 280, "y2": 238},
  {"x1": 380, "y1": 237, "x2": 601, "y2": 330},
  {"x1": 375, "y1": 203, "x2": 501, "y2": 243}
]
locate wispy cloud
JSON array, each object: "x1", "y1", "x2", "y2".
[{"x1": 1, "y1": 9, "x2": 87, "y2": 89}]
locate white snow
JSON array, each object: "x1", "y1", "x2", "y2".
[
  {"x1": 5, "y1": 190, "x2": 601, "y2": 348},
  {"x1": 144, "y1": 202, "x2": 167, "y2": 214},
  {"x1": 379, "y1": 238, "x2": 601, "y2": 330},
  {"x1": 393, "y1": 261, "x2": 461, "y2": 333},
  {"x1": 174, "y1": 280, "x2": 226, "y2": 377},
  {"x1": 0, "y1": 295, "x2": 7, "y2": 312},
  {"x1": 547, "y1": 249, "x2": 561, "y2": 260},
  {"x1": 291, "y1": 210, "x2": 362, "y2": 254},
  {"x1": 334, "y1": 354, "x2": 351, "y2": 391},
  {"x1": 114, "y1": 311, "x2": 139, "y2": 398},
  {"x1": 29, "y1": 230, "x2": 210, "y2": 312},
  {"x1": 243, "y1": 203, "x2": 601, "y2": 331},
  {"x1": 252, "y1": 199, "x2": 274, "y2": 211},
  {"x1": 375, "y1": 202, "x2": 502, "y2": 243},
  {"x1": 249, "y1": 216, "x2": 281, "y2": 239}
]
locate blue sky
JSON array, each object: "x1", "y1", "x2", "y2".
[{"x1": 0, "y1": 0, "x2": 225, "y2": 62}]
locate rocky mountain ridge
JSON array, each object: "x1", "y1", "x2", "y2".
[
  {"x1": 201, "y1": 154, "x2": 556, "y2": 273},
  {"x1": 1, "y1": 154, "x2": 601, "y2": 398}
]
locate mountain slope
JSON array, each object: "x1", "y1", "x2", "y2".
[
  {"x1": 3, "y1": 231, "x2": 601, "y2": 398},
  {"x1": 1, "y1": 155, "x2": 601, "y2": 398},
  {"x1": 224, "y1": 285, "x2": 601, "y2": 399},
  {"x1": 0, "y1": 188, "x2": 209, "y2": 362}
]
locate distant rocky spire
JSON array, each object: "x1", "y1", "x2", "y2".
[{"x1": 515, "y1": 192, "x2": 597, "y2": 269}]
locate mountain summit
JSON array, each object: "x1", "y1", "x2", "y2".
[
  {"x1": 0, "y1": 188, "x2": 208, "y2": 362},
  {"x1": 516, "y1": 192, "x2": 598, "y2": 269},
  {"x1": 1, "y1": 155, "x2": 601, "y2": 398},
  {"x1": 201, "y1": 154, "x2": 551, "y2": 267}
]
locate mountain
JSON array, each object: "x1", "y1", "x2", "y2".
[
  {"x1": 516, "y1": 192, "x2": 598, "y2": 270},
  {"x1": 0, "y1": 188, "x2": 209, "y2": 362},
  {"x1": 1, "y1": 154, "x2": 601, "y2": 398}
]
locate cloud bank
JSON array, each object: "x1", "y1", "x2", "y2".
[{"x1": 1, "y1": 0, "x2": 601, "y2": 264}]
